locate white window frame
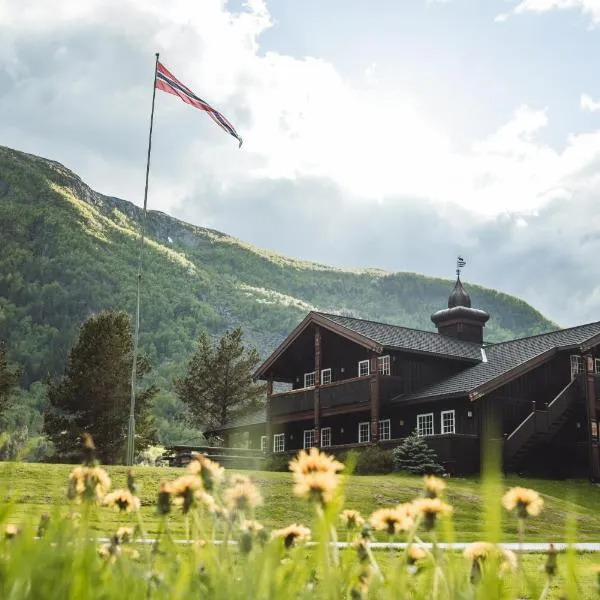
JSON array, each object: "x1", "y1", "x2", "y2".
[
  {"x1": 320, "y1": 427, "x2": 332, "y2": 448},
  {"x1": 595, "y1": 358, "x2": 600, "y2": 375},
  {"x1": 358, "y1": 360, "x2": 370, "y2": 377},
  {"x1": 304, "y1": 371, "x2": 316, "y2": 388},
  {"x1": 377, "y1": 355, "x2": 391, "y2": 376},
  {"x1": 441, "y1": 410, "x2": 455, "y2": 435},
  {"x1": 303, "y1": 429, "x2": 316, "y2": 449},
  {"x1": 260, "y1": 435, "x2": 269, "y2": 452},
  {"x1": 378, "y1": 418, "x2": 391, "y2": 441},
  {"x1": 321, "y1": 368, "x2": 332, "y2": 385},
  {"x1": 570, "y1": 355, "x2": 585, "y2": 378},
  {"x1": 273, "y1": 433, "x2": 285, "y2": 453},
  {"x1": 358, "y1": 421, "x2": 371, "y2": 443},
  {"x1": 417, "y1": 413, "x2": 434, "y2": 437}
]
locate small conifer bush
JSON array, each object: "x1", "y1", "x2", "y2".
[{"x1": 392, "y1": 431, "x2": 444, "y2": 475}]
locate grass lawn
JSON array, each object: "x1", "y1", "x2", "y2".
[{"x1": 2, "y1": 462, "x2": 600, "y2": 543}]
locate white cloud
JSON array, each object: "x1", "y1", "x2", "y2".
[
  {"x1": 496, "y1": 0, "x2": 600, "y2": 25},
  {"x1": 581, "y1": 92, "x2": 600, "y2": 111}
]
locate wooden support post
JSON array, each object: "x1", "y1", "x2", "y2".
[
  {"x1": 370, "y1": 353, "x2": 380, "y2": 444},
  {"x1": 585, "y1": 355, "x2": 600, "y2": 482},
  {"x1": 314, "y1": 327, "x2": 322, "y2": 448},
  {"x1": 266, "y1": 377, "x2": 273, "y2": 454}
]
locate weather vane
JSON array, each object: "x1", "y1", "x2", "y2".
[{"x1": 456, "y1": 256, "x2": 466, "y2": 277}]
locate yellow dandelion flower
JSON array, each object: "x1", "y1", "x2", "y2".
[
  {"x1": 98, "y1": 542, "x2": 120, "y2": 563},
  {"x1": 502, "y1": 487, "x2": 544, "y2": 518},
  {"x1": 241, "y1": 520, "x2": 264, "y2": 534},
  {"x1": 407, "y1": 545, "x2": 427, "y2": 564},
  {"x1": 197, "y1": 491, "x2": 217, "y2": 513},
  {"x1": 67, "y1": 465, "x2": 111, "y2": 503},
  {"x1": 188, "y1": 453, "x2": 225, "y2": 491},
  {"x1": 116, "y1": 526, "x2": 135, "y2": 543},
  {"x1": 413, "y1": 497, "x2": 452, "y2": 531},
  {"x1": 224, "y1": 480, "x2": 263, "y2": 513},
  {"x1": 272, "y1": 524, "x2": 311, "y2": 548},
  {"x1": 500, "y1": 549, "x2": 518, "y2": 574},
  {"x1": 5, "y1": 524, "x2": 20, "y2": 539},
  {"x1": 289, "y1": 447, "x2": 344, "y2": 480},
  {"x1": 423, "y1": 475, "x2": 446, "y2": 499},
  {"x1": 102, "y1": 489, "x2": 141, "y2": 512},
  {"x1": 293, "y1": 471, "x2": 338, "y2": 506},
  {"x1": 157, "y1": 480, "x2": 172, "y2": 515},
  {"x1": 340, "y1": 509, "x2": 365, "y2": 529},
  {"x1": 171, "y1": 475, "x2": 203, "y2": 513},
  {"x1": 463, "y1": 541, "x2": 495, "y2": 562},
  {"x1": 369, "y1": 508, "x2": 413, "y2": 536}
]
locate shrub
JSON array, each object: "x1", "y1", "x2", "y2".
[
  {"x1": 354, "y1": 445, "x2": 394, "y2": 475},
  {"x1": 393, "y1": 431, "x2": 444, "y2": 475},
  {"x1": 265, "y1": 453, "x2": 290, "y2": 471}
]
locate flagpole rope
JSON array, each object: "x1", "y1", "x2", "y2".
[{"x1": 126, "y1": 52, "x2": 160, "y2": 466}]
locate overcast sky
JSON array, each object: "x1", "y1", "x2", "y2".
[{"x1": 3, "y1": 0, "x2": 600, "y2": 327}]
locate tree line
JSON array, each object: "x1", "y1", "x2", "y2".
[{"x1": 0, "y1": 311, "x2": 265, "y2": 464}]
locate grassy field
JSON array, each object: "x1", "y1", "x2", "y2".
[{"x1": 2, "y1": 462, "x2": 600, "y2": 543}]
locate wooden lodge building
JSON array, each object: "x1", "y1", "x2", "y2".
[{"x1": 207, "y1": 273, "x2": 600, "y2": 479}]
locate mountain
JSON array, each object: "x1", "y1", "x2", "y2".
[{"x1": 0, "y1": 145, "x2": 557, "y2": 443}]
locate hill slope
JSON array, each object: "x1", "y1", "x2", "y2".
[{"x1": 0, "y1": 145, "x2": 556, "y2": 440}]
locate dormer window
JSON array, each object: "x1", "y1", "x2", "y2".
[
  {"x1": 358, "y1": 360, "x2": 370, "y2": 377},
  {"x1": 304, "y1": 371, "x2": 316, "y2": 388}
]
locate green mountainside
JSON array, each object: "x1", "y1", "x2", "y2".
[{"x1": 0, "y1": 145, "x2": 557, "y2": 443}]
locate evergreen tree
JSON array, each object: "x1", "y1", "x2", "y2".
[
  {"x1": 174, "y1": 328, "x2": 266, "y2": 432},
  {"x1": 44, "y1": 311, "x2": 157, "y2": 464},
  {"x1": 0, "y1": 342, "x2": 21, "y2": 423},
  {"x1": 392, "y1": 431, "x2": 444, "y2": 475}
]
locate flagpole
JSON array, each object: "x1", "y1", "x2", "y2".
[{"x1": 126, "y1": 52, "x2": 160, "y2": 466}]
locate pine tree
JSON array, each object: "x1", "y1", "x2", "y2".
[
  {"x1": 174, "y1": 328, "x2": 266, "y2": 432},
  {"x1": 0, "y1": 342, "x2": 21, "y2": 422},
  {"x1": 44, "y1": 311, "x2": 157, "y2": 464},
  {"x1": 392, "y1": 431, "x2": 444, "y2": 475}
]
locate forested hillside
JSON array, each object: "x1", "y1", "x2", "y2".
[{"x1": 0, "y1": 145, "x2": 557, "y2": 444}]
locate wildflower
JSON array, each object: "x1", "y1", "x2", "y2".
[
  {"x1": 5, "y1": 524, "x2": 20, "y2": 539},
  {"x1": 98, "y1": 542, "x2": 120, "y2": 563},
  {"x1": 37, "y1": 513, "x2": 50, "y2": 538},
  {"x1": 545, "y1": 543, "x2": 558, "y2": 578},
  {"x1": 171, "y1": 475, "x2": 203, "y2": 514},
  {"x1": 289, "y1": 447, "x2": 344, "y2": 480},
  {"x1": 293, "y1": 471, "x2": 338, "y2": 506},
  {"x1": 407, "y1": 545, "x2": 427, "y2": 565},
  {"x1": 354, "y1": 538, "x2": 370, "y2": 564},
  {"x1": 157, "y1": 480, "x2": 172, "y2": 516},
  {"x1": 272, "y1": 524, "x2": 311, "y2": 548},
  {"x1": 116, "y1": 526, "x2": 135, "y2": 543},
  {"x1": 241, "y1": 520, "x2": 264, "y2": 534},
  {"x1": 412, "y1": 498, "x2": 452, "y2": 531},
  {"x1": 127, "y1": 469, "x2": 138, "y2": 496},
  {"x1": 188, "y1": 453, "x2": 225, "y2": 491},
  {"x1": 68, "y1": 465, "x2": 111, "y2": 503},
  {"x1": 423, "y1": 475, "x2": 446, "y2": 499},
  {"x1": 123, "y1": 547, "x2": 141, "y2": 560},
  {"x1": 103, "y1": 489, "x2": 141, "y2": 512},
  {"x1": 340, "y1": 509, "x2": 365, "y2": 530},
  {"x1": 463, "y1": 541, "x2": 495, "y2": 562},
  {"x1": 502, "y1": 487, "x2": 544, "y2": 518},
  {"x1": 196, "y1": 491, "x2": 217, "y2": 513},
  {"x1": 464, "y1": 542, "x2": 516, "y2": 583},
  {"x1": 369, "y1": 508, "x2": 413, "y2": 536},
  {"x1": 224, "y1": 479, "x2": 262, "y2": 513}
]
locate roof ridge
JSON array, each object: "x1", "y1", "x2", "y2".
[
  {"x1": 316, "y1": 311, "x2": 482, "y2": 348},
  {"x1": 484, "y1": 320, "x2": 600, "y2": 348}
]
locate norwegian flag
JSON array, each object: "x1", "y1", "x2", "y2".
[{"x1": 155, "y1": 61, "x2": 243, "y2": 148}]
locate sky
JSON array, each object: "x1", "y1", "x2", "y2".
[{"x1": 2, "y1": 0, "x2": 600, "y2": 327}]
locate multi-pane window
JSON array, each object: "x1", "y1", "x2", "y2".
[
  {"x1": 378, "y1": 419, "x2": 391, "y2": 441},
  {"x1": 273, "y1": 433, "x2": 285, "y2": 453},
  {"x1": 417, "y1": 413, "x2": 434, "y2": 437},
  {"x1": 595, "y1": 358, "x2": 600, "y2": 375},
  {"x1": 441, "y1": 410, "x2": 455, "y2": 434},
  {"x1": 358, "y1": 421, "x2": 371, "y2": 443},
  {"x1": 304, "y1": 371, "x2": 316, "y2": 388},
  {"x1": 303, "y1": 429, "x2": 316, "y2": 449},
  {"x1": 260, "y1": 435, "x2": 269, "y2": 452},
  {"x1": 321, "y1": 427, "x2": 332, "y2": 447},
  {"x1": 321, "y1": 368, "x2": 332, "y2": 385},
  {"x1": 358, "y1": 360, "x2": 370, "y2": 377},
  {"x1": 377, "y1": 355, "x2": 391, "y2": 376},
  {"x1": 570, "y1": 355, "x2": 585, "y2": 378}
]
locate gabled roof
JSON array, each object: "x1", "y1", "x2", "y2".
[
  {"x1": 254, "y1": 311, "x2": 482, "y2": 379},
  {"x1": 205, "y1": 407, "x2": 267, "y2": 434},
  {"x1": 396, "y1": 320, "x2": 600, "y2": 403}
]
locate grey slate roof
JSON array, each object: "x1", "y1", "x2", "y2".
[
  {"x1": 206, "y1": 407, "x2": 267, "y2": 433},
  {"x1": 397, "y1": 321, "x2": 600, "y2": 402},
  {"x1": 317, "y1": 312, "x2": 482, "y2": 361}
]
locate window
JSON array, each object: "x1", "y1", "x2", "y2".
[
  {"x1": 304, "y1": 371, "x2": 316, "y2": 388},
  {"x1": 441, "y1": 410, "x2": 455, "y2": 434},
  {"x1": 358, "y1": 360, "x2": 370, "y2": 377},
  {"x1": 417, "y1": 413, "x2": 434, "y2": 437},
  {"x1": 260, "y1": 435, "x2": 269, "y2": 452},
  {"x1": 303, "y1": 429, "x2": 316, "y2": 449},
  {"x1": 570, "y1": 355, "x2": 585, "y2": 378},
  {"x1": 378, "y1": 419, "x2": 391, "y2": 441},
  {"x1": 273, "y1": 433, "x2": 285, "y2": 453},
  {"x1": 321, "y1": 368, "x2": 332, "y2": 385},
  {"x1": 321, "y1": 427, "x2": 332, "y2": 447},
  {"x1": 358, "y1": 421, "x2": 371, "y2": 443},
  {"x1": 595, "y1": 358, "x2": 600, "y2": 375},
  {"x1": 377, "y1": 355, "x2": 391, "y2": 376}
]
